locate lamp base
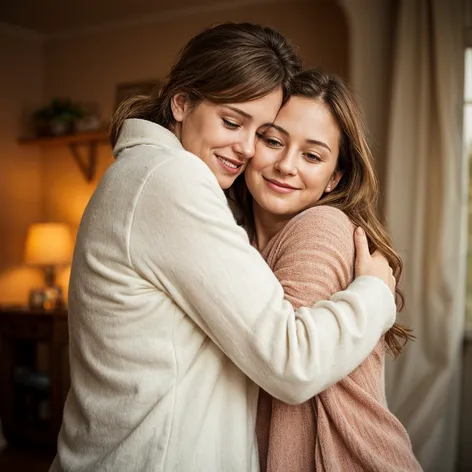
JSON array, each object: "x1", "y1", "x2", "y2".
[{"x1": 29, "y1": 285, "x2": 64, "y2": 311}]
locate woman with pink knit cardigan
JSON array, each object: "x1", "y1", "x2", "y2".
[{"x1": 229, "y1": 68, "x2": 422, "y2": 471}]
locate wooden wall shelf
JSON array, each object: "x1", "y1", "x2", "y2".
[{"x1": 18, "y1": 130, "x2": 110, "y2": 182}]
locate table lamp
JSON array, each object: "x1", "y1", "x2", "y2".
[{"x1": 24, "y1": 223, "x2": 73, "y2": 310}]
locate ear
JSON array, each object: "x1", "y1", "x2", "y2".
[
  {"x1": 324, "y1": 169, "x2": 344, "y2": 193},
  {"x1": 170, "y1": 93, "x2": 190, "y2": 123}
]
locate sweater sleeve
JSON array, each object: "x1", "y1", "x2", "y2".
[
  {"x1": 268, "y1": 206, "x2": 355, "y2": 311},
  {"x1": 129, "y1": 155, "x2": 396, "y2": 404}
]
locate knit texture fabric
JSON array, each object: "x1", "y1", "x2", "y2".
[{"x1": 256, "y1": 205, "x2": 422, "y2": 472}]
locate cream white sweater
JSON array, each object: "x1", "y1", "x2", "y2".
[{"x1": 51, "y1": 119, "x2": 396, "y2": 472}]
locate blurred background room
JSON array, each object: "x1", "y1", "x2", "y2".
[{"x1": 0, "y1": 0, "x2": 469, "y2": 471}]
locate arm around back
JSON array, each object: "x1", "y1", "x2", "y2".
[{"x1": 129, "y1": 151, "x2": 396, "y2": 404}]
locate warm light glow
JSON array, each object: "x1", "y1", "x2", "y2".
[
  {"x1": 24, "y1": 223, "x2": 73, "y2": 266},
  {"x1": 0, "y1": 267, "x2": 44, "y2": 305}
]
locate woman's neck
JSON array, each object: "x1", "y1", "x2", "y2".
[{"x1": 253, "y1": 202, "x2": 291, "y2": 252}]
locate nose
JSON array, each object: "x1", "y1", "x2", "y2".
[
  {"x1": 233, "y1": 131, "x2": 256, "y2": 160},
  {"x1": 275, "y1": 150, "x2": 298, "y2": 176}
]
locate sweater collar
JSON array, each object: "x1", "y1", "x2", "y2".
[{"x1": 113, "y1": 118, "x2": 183, "y2": 157}]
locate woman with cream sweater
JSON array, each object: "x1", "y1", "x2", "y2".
[
  {"x1": 231, "y1": 68, "x2": 421, "y2": 471},
  {"x1": 52, "y1": 25, "x2": 397, "y2": 472}
]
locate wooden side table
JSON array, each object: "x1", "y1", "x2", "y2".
[{"x1": 0, "y1": 307, "x2": 69, "y2": 448}]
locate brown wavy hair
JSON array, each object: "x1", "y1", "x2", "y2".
[
  {"x1": 229, "y1": 68, "x2": 413, "y2": 357},
  {"x1": 110, "y1": 22, "x2": 302, "y2": 147}
]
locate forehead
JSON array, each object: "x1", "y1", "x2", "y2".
[
  {"x1": 197, "y1": 88, "x2": 284, "y2": 123},
  {"x1": 274, "y1": 96, "x2": 341, "y2": 146}
]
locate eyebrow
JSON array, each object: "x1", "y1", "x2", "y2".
[
  {"x1": 224, "y1": 106, "x2": 253, "y2": 120},
  {"x1": 223, "y1": 106, "x2": 276, "y2": 129},
  {"x1": 264, "y1": 123, "x2": 332, "y2": 153}
]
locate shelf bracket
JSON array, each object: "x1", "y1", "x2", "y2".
[{"x1": 69, "y1": 142, "x2": 98, "y2": 182}]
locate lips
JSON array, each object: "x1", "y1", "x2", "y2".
[
  {"x1": 216, "y1": 155, "x2": 244, "y2": 174},
  {"x1": 263, "y1": 177, "x2": 299, "y2": 191}
]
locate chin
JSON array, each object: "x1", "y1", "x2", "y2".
[
  {"x1": 263, "y1": 198, "x2": 304, "y2": 218},
  {"x1": 218, "y1": 176, "x2": 238, "y2": 190},
  {"x1": 259, "y1": 202, "x2": 290, "y2": 217}
]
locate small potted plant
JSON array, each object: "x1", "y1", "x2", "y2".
[{"x1": 33, "y1": 98, "x2": 84, "y2": 137}]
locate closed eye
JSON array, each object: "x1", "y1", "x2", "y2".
[{"x1": 222, "y1": 118, "x2": 240, "y2": 130}]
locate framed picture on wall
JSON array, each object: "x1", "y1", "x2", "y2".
[{"x1": 115, "y1": 80, "x2": 160, "y2": 110}]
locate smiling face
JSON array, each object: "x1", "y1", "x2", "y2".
[
  {"x1": 171, "y1": 89, "x2": 283, "y2": 189},
  {"x1": 245, "y1": 96, "x2": 343, "y2": 226}
]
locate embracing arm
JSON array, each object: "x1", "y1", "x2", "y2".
[{"x1": 129, "y1": 156, "x2": 395, "y2": 403}]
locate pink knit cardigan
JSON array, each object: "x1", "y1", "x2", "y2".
[{"x1": 256, "y1": 206, "x2": 422, "y2": 472}]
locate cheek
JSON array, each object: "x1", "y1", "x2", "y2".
[
  {"x1": 244, "y1": 166, "x2": 257, "y2": 192},
  {"x1": 245, "y1": 157, "x2": 268, "y2": 187},
  {"x1": 185, "y1": 115, "x2": 223, "y2": 152},
  {"x1": 252, "y1": 145, "x2": 276, "y2": 172},
  {"x1": 306, "y1": 171, "x2": 332, "y2": 197},
  {"x1": 244, "y1": 162, "x2": 267, "y2": 198},
  {"x1": 209, "y1": 128, "x2": 239, "y2": 152},
  {"x1": 181, "y1": 121, "x2": 204, "y2": 153}
]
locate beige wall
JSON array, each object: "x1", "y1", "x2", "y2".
[
  {"x1": 41, "y1": 0, "x2": 349, "y2": 229},
  {"x1": 0, "y1": 30, "x2": 45, "y2": 304}
]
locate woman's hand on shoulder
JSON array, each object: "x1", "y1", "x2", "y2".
[{"x1": 354, "y1": 227, "x2": 396, "y2": 293}]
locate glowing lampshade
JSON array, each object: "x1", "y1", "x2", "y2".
[{"x1": 25, "y1": 223, "x2": 73, "y2": 266}]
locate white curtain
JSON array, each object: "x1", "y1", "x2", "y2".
[{"x1": 383, "y1": 1, "x2": 467, "y2": 471}]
